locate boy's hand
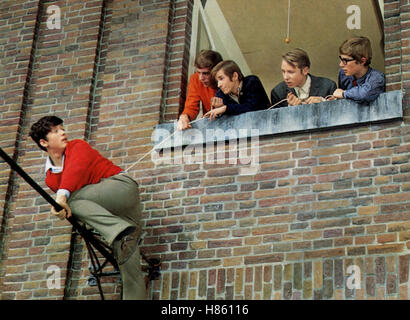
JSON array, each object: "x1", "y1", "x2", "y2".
[
  {"x1": 333, "y1": 89, "x2": 345, "y2": 99},
  {"x1": 203, "y1": 105, "x2": 227, "y2": 121},
  {"x1": 177, "y1": 114, "x2": 191, "y2": 131},
  {"x1": 51, "y1": 194, "x2": 72, "y2": 220},
  {"x1": 211, "y1": 97, "x2": 224, "y2": 109},
  {"x1": 287, "y1": 92, "x2": 302, "y2": 106},
  {"x1": 305, "y1": 96, "x2": 324, "y2": 104}
]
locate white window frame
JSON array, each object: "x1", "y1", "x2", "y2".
[{"x1": 188, "y1": 0, "x2": 216, "y2": 77}]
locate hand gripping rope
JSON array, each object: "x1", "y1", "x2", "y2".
[{"x1": 0, "y1": 147, "x2": 160, "y2": 300}]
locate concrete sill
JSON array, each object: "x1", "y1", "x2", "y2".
[{"x1": 154, "y1": 90, "x2": 403, "y2": 150}]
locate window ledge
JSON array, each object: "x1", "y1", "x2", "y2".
[{"x1": 154, "y1": 90, "x2": 403, "y2": 149}]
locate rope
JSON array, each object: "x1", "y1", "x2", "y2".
[
  {"x1": 286, "y1": 0, "x2": 291, "y2": 41},
  {"x1": 124, "y1": 118, "x2": 202, "y2": 172},
  {"x1": 125, "y1": 95, "x2": 337, "y2": 172},
  {"x1": 267, "y1": 98, "x2": 288, "y2": 110}
]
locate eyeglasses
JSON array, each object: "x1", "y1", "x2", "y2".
[{"x1": 339, "y1": 56, "x2": 356, "y2": 65}]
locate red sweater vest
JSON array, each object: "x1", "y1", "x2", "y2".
[
  {"x1": 46, "y1": 139, "x2": 122, "y2": 193},
  {"x1": 182, "y1": 72, "x2": 217, "y2": 120}
]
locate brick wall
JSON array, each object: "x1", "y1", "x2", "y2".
[
  {"x1": 0, "y1": 0, "x2": 409, "y2": 300},
  {"x1": 0, "y1": 0, "x2": 43, "y2": 298},
  {"x1": 145, "y1": 123, "x2": 410, "y2": 299}
]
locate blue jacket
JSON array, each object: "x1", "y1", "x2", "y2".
[
  {"x1": 215, "y1": 75, "x2": 271, "y2": 115},
  {"x1": 338, "y1": 67, "x2": 385, "y2": 104}
]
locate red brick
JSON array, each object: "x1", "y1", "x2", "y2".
[
  {"x1": 252, "y1": 225, "x2": 289, "y2": 236},
  {"x1": 374, "y1": 192, "x2": 410, "y2": 204},
  {"x1": 304, "y1": 248, "x2": 345, "y2": 259},
  {"x1": 312, "y1": 163, "x2": 350, "y2": 175},
  {"x1": 244, "y1": 254, "x2": 283, "y2": 265},
  {"x1": 367, "y1": 243, "x2": 404, "y2": 254}
]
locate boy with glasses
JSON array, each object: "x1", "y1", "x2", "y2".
[{"x1": 333, "y1": 36, "x2": 385, "y2": 103}]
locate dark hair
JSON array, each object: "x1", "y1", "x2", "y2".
[
  {"x1": 211, "y1": 60, "x2": 244, "y2": 82},
  {"x1": 282, "y1": 48, "x2": 311, "y2": 70},
  {"x1": 29, "y1": 116, "x2": 63, "y2": 151},
  {"x1": 339, "y1": 36, "x2": 372, "y2": 66},
  {"x1": 194, "y1": 50, "x2": 223, "y2": 70}
]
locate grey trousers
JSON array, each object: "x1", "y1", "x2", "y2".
[{"x1": 68, "y1": 173, "x2": 146, "y2": 300}]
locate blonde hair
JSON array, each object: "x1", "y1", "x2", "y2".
[{"x1": 282, "y1": 48, "x2": 310, "y2": 70}]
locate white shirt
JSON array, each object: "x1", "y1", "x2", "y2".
[
  {"x1": 294, "y1": 75, "x2": 311, "y2": 101},
  {"x1": 228, "y1": 81, "x2": 243, "y2": 104},
  {"x1": 44, "y1": 155, "x2": 70, "y2": 198},
  {"x1": 45, "y1": 155, "x2": 64, "y2": 174}
]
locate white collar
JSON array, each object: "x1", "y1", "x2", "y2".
[
  {"x1": 295, "y1": 75, "x2": 311, "y2": 99},
  {"x1": 45, "y1": 155, "x2": 65, "y2": 174},
  {"x1": 229, "y1": 80, "x2": 243, "y2": 103}
]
